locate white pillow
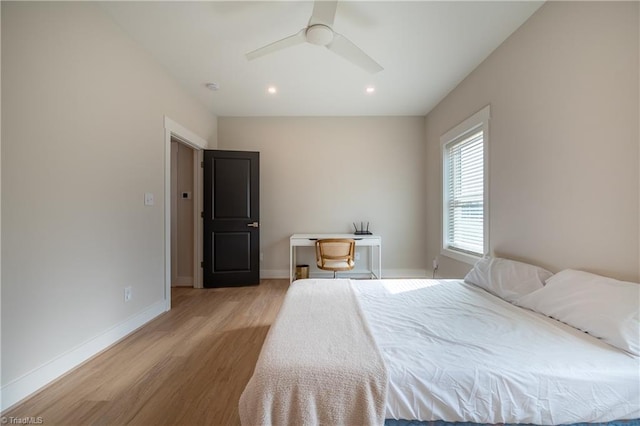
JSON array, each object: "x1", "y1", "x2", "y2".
[
  {"x1": 516, "y1": 269, "x2": 640, "y2": 356},
  {"x1": 464, "y1": 256, "x2": 553, "y2": 302}
]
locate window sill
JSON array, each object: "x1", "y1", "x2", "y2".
[{"x1": 440, "y1": 247, "x2": 481, "y2": 265}]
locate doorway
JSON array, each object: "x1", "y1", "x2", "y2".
[
  {"x1": 164, "y1": 117, "x2": 207, "y2": 310},
  {"x1": 171, "y1": 139, "x2": 197, "y2": 288}
]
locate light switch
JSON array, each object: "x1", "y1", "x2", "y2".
[{"x1": 144, "y1": 192, "x2": 154, "y2": 206}]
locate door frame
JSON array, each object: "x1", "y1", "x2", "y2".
[{"x1": 164, "y1": 117, "x2": 208, "y2": 310}]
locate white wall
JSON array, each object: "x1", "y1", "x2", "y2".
[
  {"x1": 0, "y1": 4, "x2": 3, "y2": 398},
  {"x1": 1, "y1": 1, "x2": 216, "y2": 407},
  {"x1": 218, "y1": 117, "x2": 427, "y2": 278},
  {"x1": 425, "y1": 1, "x2": 639, "y2": 282}
]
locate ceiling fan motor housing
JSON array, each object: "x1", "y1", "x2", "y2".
[{"x1": 306, "y1": 24, "x2": 334, "y2": 46}]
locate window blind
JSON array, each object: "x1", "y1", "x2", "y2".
[{"x1": 445, "y1": 130, "x2": 484, "y2": 256}]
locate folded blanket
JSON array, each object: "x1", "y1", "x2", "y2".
[{"x1": 239, "y1": 279, "x2": 388, "y2": 426}]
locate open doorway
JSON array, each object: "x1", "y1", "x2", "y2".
[
  {"x1": 164, "y1": 116, "x2": 207, "y2": 310},
  {"x1": 171, "y1": 139, "x2": 197, "y2": 288}
]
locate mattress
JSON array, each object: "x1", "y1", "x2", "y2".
[{"x1": 351, "y1": 279, "x2": 640, "y2": 425}]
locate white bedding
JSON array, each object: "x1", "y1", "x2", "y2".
[
  {"x1": 352, "y1": 279, "x2": 640, "y2": 424},
  {"x1": 239, "y1": 279, "x2": 387, "y2": 426}
]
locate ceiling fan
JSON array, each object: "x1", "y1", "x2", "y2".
[{"x1": 245, "y1": 1, "x2": 383, "y2": 74}]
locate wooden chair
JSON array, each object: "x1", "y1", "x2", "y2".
[{"x1": 315, "y1": 238, "x2": 356, "y2": 278}]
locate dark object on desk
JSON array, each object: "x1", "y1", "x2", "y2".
[{"x1": 353, "y1": 221, "x2": 373, "y2": 235}]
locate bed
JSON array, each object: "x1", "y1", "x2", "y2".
[{"x1": 239, "y1": 261, "x2": 640, "y2": 426}]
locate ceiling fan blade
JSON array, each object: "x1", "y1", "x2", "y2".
[
  {"x1": 309, "y1": 1, "x2": 338, "y2": 26},
  {"x1": 327, "y1": 33, "x2": 383, "y2": 74},
  {"x1": 246, "y1": 29, "x2": 306, "y2": 61}
]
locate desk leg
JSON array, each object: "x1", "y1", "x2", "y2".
[
  {"x1": 290, "y1": 244, "x2": 294, "y2": 283},
  {"x1": 369, "y1": 245, "x2": 374, "y2": 279},
  {"x1": 377, "y1": 244, "x2": 382, "y2": 279}
]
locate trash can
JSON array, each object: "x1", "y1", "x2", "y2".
[{"x1": 295, "y1": 264, "x2": 309, "y2": 280}]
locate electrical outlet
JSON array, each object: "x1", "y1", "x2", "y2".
[
  {"x1": 260, "y1": 252, "x2": 264, "y2": 262},
  {"x1": 124, "y1": 286, "x2": 132, "y2": 302},
  {"x1": 432, "y1": 257, "x2": 439, "y2": 270},
  {"x1": 355, "y1": 252, "x2": 361, "y2": 261}
]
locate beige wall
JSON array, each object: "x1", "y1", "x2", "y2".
[
  {"x1": 0, "y1": 3, "x2": 3, "y2": 389},
  {"x1": 218, "y1": 117, "x2": 427, "y2": 277},
  {"x1": 425, "y1": 1, "x2": 639, "y2": 282},
  {"x1": 1, "y1": 1, "x2": 216, "y2": 390}
]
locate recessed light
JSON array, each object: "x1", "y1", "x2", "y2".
[
  {"x1": 365, "y1": 86, "x2": 375, "y2": 94},
  {"x1": 206, "y1": 82, "x2": 220, "y2": 91},
  {"x1": 267, "y1": 86, "x2": 277, "y2": 94}
]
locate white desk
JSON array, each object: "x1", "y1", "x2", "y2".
[{"x1": 289, "y1": 234, "x2": 382, "y2": 282}]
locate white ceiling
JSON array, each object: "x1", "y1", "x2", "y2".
[{"x1": 99, "y1": 1, "x2": 543, "y2": 117}]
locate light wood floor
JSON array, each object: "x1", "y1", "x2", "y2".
[{"x1": 3, "y1": 279, "x2": 290, "y2": 426}]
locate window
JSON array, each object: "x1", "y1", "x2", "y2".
[{"x1": 441, "y1": 106, "x2": 490, "y2": 264}]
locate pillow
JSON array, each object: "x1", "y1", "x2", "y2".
[
  {"x1": 516, "y1": 269, "x2": 640, "y2": 356},
  {"x1": 464, "y1": 256, "x2": 553, "y2": 302}
]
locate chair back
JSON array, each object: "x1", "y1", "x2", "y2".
[{"x1": 315, "y1": 239, "x2": 356, "y2": 271}]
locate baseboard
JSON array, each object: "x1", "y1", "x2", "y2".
[
  {"x1": 173, "y1": 275, "x2": 193, "y2": 286},
  {"x1": 260, "y1": 269, "x2": 429, "y2": 280},
  {"x1": 309, "y1": 269, "x2": 429, "y2": 279},
  {"x1": 260, "y1": 269, "x2": 289, "y2": 279},
  {"x1": 0, "y1": 300, "x2": 167, "y2": 412}
]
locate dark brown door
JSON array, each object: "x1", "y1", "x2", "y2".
[{"x1": 203, "y1": 150, "x2": 259, "y2": 287}]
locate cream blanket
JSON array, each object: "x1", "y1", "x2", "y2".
[{"x1": 239, "y1": 279, "x2": 388, "y2": 426}]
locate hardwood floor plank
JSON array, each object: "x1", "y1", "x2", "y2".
[{"x1": 2, "y1": 279, "x2": 289, "y2": 425}]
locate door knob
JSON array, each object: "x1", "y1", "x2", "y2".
[{"x1": 247, "y1": 222, "x2": 260, "y2": 228}]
